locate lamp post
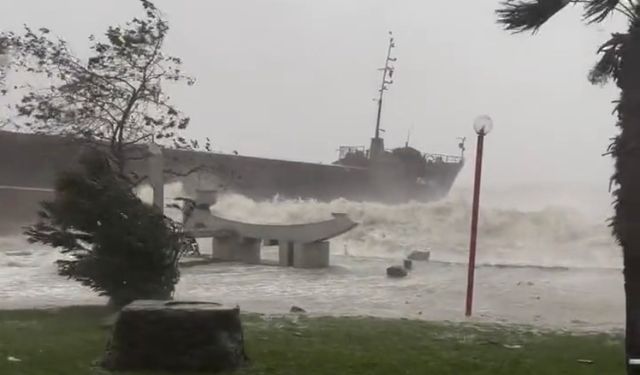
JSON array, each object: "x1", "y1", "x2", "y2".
[{"x1": 465, "y1": 115, "x2": 493, "y2": 317}]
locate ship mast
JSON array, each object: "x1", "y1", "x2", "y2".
[{"x1": 374, "y1": 32, "x2": 397, "y2": 140}]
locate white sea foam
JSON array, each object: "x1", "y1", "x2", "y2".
[{"x1": 0, "y1": 183, "x2": 623, "y2": 330}]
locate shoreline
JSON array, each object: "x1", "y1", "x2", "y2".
[
  {"x1": 0, "y1": 306, "x2": 624, "y2": 375},
  {"x1": 0, "y1": 303, "x2": 624, "y2": 336},
  {"x1": 0, "y1": 253, "x2": 624, "y2": 332}
]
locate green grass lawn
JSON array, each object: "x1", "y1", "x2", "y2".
[{"x1": 0, "y1": 307, "x2": 624, "y2": 375}]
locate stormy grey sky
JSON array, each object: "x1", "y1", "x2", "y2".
[{"x1": 0, "y1": 0, "x2": 625, "y2": 189}]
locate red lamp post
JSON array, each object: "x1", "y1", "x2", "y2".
[{"x1": 465, "y1": 115, "x2": 493, "y2": 317}]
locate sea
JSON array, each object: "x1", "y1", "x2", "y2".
[{"x1": 0, "y1": 182, "x2": 623, "y2": 332}]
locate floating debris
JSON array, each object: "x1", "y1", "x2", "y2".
[{"x1": 503, "y1": 344, "x2": 523, "y2": 350}]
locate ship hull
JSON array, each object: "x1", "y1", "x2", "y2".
[{"x1": 0, "y1": 131, "x2": 463, "y2": 234}]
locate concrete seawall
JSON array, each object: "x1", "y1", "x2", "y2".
[
  {"x1": 0, "y1": 189, "x2": 53, "y2": 235},
  {"x1": 0, "y1": 130, "x2": 462, "y2": 234}
]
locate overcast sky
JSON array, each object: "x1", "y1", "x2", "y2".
[{"x1": 0, "y1": 0, "x2": 626, "y2": 190}]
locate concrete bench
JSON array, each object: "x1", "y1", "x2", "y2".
[{"x1": 182, "y1": 190, "x2": 357, "y2": 268}]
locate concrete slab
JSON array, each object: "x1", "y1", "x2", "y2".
[
  {"x1": 182, "y1": 189, "x2": 358, "y2": 269},
  {"x1": 293, "y1": 241, "x2": 330, "y2": 268},
  {"x1": 186, "y1": 210, "x2": 356, "y2": 244}
]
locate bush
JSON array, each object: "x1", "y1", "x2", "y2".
[{"x1": 25, "y1": 150, "x2": 196, "y2": 308}]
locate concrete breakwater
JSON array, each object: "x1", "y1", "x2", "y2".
[
  {"x1": 0, "y1": 130, "x2": 460, "y2": 233},
  {"x1": 0, "y1": 130, "x2": 362, "y2": 233}
]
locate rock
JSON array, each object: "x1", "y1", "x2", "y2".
[
  {"x1": 386, "y1": 265, "x2": 408, "y2": 278},
  {"x1": 290, "y1": 306, "x2": 306, "y2": 313},
  {"x1": 407, "y1": 250, "x2": 431, "y2": 262},
  {"x1": 403, "y1": 259, "x2": 413, "y2": 270},
  {"x1": 102, "y1": 300, "x2": 247, "y2": 373}
]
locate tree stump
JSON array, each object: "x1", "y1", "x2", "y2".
[{"x1": 102, "y1": 300, "x2": 248, "y2": 372}]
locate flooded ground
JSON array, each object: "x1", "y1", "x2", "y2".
[
  {"x1": 0, "y1": 243, "x2": 623, "y2": 331},
  {"x1": 0, "y1": 185, "x2": 624, "y2": 332}
]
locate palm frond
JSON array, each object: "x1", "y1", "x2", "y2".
[
  {"x1": 588, "y1": 33, "x2": 628, "y2": 85},
  {"x1": 496, "y1": 0, "x2": 572, "y2": 33},
  {"x1": 583, "y1": 0, "x2": 620, "y2": 23}
]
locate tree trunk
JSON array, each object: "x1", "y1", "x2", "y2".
[
  {"x1": 615, "y1": 21, "x2": 640, "y2": 375},
  {"x1": 102, "y1": 301, "x2": 247, "y2": 372},
  {"x1": 625, "y1": 261, "x2": 640, "y2": 375}
]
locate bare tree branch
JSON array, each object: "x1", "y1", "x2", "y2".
[{"x1": 1, "y1": 0, "x2": 201, "y2": 176}]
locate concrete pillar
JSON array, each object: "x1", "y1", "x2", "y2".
[
  {"x1": 212, "y1": 236, "x2": 234, "y2": 261},
  {"x1": 278, "y1": 241, "x2": 294, "y2": 267},
  {"x1": 148, "y1": 143, "x2": 164, "y2": 211},
  {"x1": 236, "y1": 238, "x2": 261, "y2": 264},
  {"x1": 212, "y1": 236, "x2": 261, "y2": 264},
  {"x1": 293, "y1": 241, "x2": 330, "y2": 269}
]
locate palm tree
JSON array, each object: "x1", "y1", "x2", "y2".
[{"x1": 496, "y1": 1, "x2": 640, "y2": 372}]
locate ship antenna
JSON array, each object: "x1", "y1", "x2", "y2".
[
  {"x1": 457, "y1": 136, "x2": 467, "y2": 158},
  {"x1": 405, "y1": 127, "x2": 412, "y2": 148},
  {"x1": 374, "y1": 31, "x2": 396, "y2": 140}
]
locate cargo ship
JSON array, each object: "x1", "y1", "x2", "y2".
[{"x1": 0, "y1": 34, "x2": 464, "y2": 233}]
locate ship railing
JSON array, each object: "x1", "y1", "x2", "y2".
[
  {"x1": 337, "y1": 146, "x2": 366, "y2": 160},
  {"x1": 423, "y1": 153, "x2": 463, "y2": 164}
]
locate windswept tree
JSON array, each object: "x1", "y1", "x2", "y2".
[
  {"x1": 0, "y1": 37, "x2": 9, "y2": 127},
  {"x1": 0, "y1": 37, "x2": 7, "y2": 56},
  {"x1": 1, "y1": 0, "x2": 205, "y2": 173},
  {"x1": 25, "y1": 149, "x2": 198, "y2": 308},
  {"x1": 0, "y1": 36, "x2": 8, "y2": 78},
  {"x1": 1, "y1": 0, "x2": 209, "y2": 307},
  {"x1": 496, "y1": 1, "x2": 640, "y2": 373}
]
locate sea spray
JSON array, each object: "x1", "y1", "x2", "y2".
[
  {"x1": 0, "y1": 183, "x2": 624, "y2": 329},
  {"x1": 4, "y1": 182, "x2": 620, "y2": 270},
  {"x1": 173, "y1": 184, "x2": 619, "y2": 269}
]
